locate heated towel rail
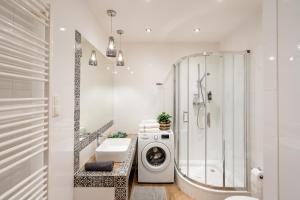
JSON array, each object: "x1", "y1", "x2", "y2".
[{"x1": 0, "y1": 0, "x2": 50, "y2": 199}]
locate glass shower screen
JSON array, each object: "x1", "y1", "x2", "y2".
[{"x1": 174, "y1": 51, "x2": 249, "y2": 190}]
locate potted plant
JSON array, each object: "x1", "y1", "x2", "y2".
[
  {"x1": 108, "y1": 131, "x2": 127, "y2": 138},
  {"x1": 157, "y1": 112, "x2": 172, "y2": 130}
]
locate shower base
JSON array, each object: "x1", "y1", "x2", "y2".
[
  {"x1": 175, "y1": 161, "x2": 250, "y2": 200},
  {"x1": 178, "y1": 160, "x2": 244, "y2": 188},
  {"x1": 178, "y1": 160, "x2": 224, "y2": 187}
]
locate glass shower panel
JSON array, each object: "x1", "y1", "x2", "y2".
[
  {"x1": 174, "y1": 51, "x2": 248, "y2": 190},
  {"x1": 223, "y1": 54, "x2": 235, "y2": 187},
  {"x1": 205, "y1": 55, "x2": 224, "y2": 187},
  {"x1": 174, "y1": 63, "x2": 179, "y2": 166},
  {"x1": 223, "y1": 54, "x2": 246, "y2": 188},
  {"x1": 177, "y1": 58, "x2": 189, "y2": 176},
  {"x1": 232, "y1": 54, "x2": 246, "y2": 188},
  {"x1": 188, "y1": 55, "x2": 206, "y2": 184}
]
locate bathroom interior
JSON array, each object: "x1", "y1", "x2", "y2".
[{"x1": 0, "y1": 0, "x2": 299, "y2": 200}]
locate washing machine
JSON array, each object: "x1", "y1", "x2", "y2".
[{"x1": 138, "y1": 130, "x2": 174, "y2": 183}]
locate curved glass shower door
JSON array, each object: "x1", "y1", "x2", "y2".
[
  {"x1": 174, "y1": 58, "x2": 189, "y2": 177},
  {"x1": 174, "y1": 51, "x2": 249, "y2": 189}
]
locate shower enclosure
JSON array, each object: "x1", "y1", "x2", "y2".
[{"x1": 174, "y1": 51, "x2": 250, "y2": 190}]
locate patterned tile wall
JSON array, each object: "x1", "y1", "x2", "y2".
[{"x1": 74, "y1": 136, "x2": 137, "y2": 200}]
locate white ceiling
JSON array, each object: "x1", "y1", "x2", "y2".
[{"x1": 87, "y1": 0, "x2": 262, "y2": 43}]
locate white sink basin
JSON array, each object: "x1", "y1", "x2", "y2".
[{"x1": 96, "y1": 138, "x2": 131, "y2": 162}]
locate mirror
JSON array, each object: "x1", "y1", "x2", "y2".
[{"x1": 79, "y1": 36, "x2": 114, "y2": 141}]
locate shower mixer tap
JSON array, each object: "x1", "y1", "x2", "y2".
[{"x1": 194, "y1": 65, "x2": 211, "y2": 129}]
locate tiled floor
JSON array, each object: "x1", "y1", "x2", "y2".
[{"x1": 131, "y1": 172, "x2": 192, "y2": 200}]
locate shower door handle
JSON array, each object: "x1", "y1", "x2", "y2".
[
  {"x1": 183, "y1": 111, "x2": 189, "y2": 123},
  {"x1": 207, "y1": 112, "x2": 211, "y2": 128}
]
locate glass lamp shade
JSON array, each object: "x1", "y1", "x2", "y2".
[
  {"x1": 116, "y1": 50, "x2": 125, "y2": 66},
  {"x1": 89, "y1": 50, "x2": 97, "y2": 66},
  {"x1": 106, "y1": 36, "x2": 117, "y2": 57}
]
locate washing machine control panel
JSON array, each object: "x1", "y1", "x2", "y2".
[
  {"x1": 153, "y1": 134, "x2": 169, "y2": 140},
  {"x1": 139, "y1": 131, "x2": 172, "y2": 141},
  {"x1": 161, "y1": 134, "x2": 169, "y2": 139}
]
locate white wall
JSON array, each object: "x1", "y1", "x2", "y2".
[
  {"x1": 49, "y1": 0, "x2": 108, "y2": 199},
  {"x1": 263, "y1": 0, "x2": 300, "y2": 199},
  {"x1": 219, "y1": 14, "x2": 263, "y2": 172},
  {"x1": 277, "y1": 0, "x2": 300, "y2": 198},
  {"x1": 262, "y1": 0, "x2": 278, "y2": 199},
  {"x1": 113, "y1": 42, "x2": 219, "y2": 133},
  {"x1": 74, "y1": 187, "x2": 114, "y2": 200}
]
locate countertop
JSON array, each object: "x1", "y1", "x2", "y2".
[{"x1": 74, "y1": 134, "x2": 137, "y2": 187}]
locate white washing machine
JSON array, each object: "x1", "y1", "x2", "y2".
[{"x1": 138, "y1": 130, "x2": 174, "y2": 183}]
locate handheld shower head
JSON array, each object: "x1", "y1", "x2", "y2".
[{"x1": 199, "y1": 72, "x2": 210, "y2": 83}]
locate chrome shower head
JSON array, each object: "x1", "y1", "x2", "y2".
[{"x1": 199, "y1": 72, "x2": 210, "y2": 83}]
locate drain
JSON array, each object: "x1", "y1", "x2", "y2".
[{"x1": 210, "y1": 169, "x2": 216, "y2": 173}]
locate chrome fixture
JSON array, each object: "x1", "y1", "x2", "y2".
[
  {"x1": 89, "y1": 50, "x2": 98, "y2": 66},
  {"x1": 106, "y1": 9, "x2": 117, "y2": 57},
  {"x1": 193, "y1": 28, "x2": 200, "y2": 32},
  {"x1": 116, "y1": 29, "x2": 125, "y2": 66},
  {"x1": 192, "y1": 63, "x2": 211, "y2": 129}
]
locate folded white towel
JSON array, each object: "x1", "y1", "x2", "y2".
[
  {"x1": 139, "y1": 123, "x2": 159, "y2": 129},
  {"x1": 139, "y1": 128, "x2": 160, "y2": 133}
]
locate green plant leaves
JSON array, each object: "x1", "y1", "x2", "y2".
[
  {"x1": 108, "y1": 131, "x2": 127, "y2": 138},
  {"x1": 157, "y1": 112, "x2": 172, "y2": 123}
]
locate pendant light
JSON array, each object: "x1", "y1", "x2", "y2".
[
  {"x1": 116, "y1": 29, "x2": 125, "y2": 66},
  {"x1": 106, "y1": 10, "x2": 117, "y2": 57},
  {"x1": 89, "y1": 50, "x2": 97, "y2": 66}
]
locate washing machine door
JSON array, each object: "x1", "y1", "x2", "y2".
[{"x1": 141, "y1": 142, "x2": 171, "y2": 172}]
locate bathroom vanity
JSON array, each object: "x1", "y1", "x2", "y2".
[{"x1": 74, "y1": 135, "x2": 137, "y2": 200}]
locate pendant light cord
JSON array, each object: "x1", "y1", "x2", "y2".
[
  {"x1": 119, "y1": 33, "x2": 122, "y2": 49},
  {"x1": 110, "y1": 16, "x2": 112, "y2": 34}
]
